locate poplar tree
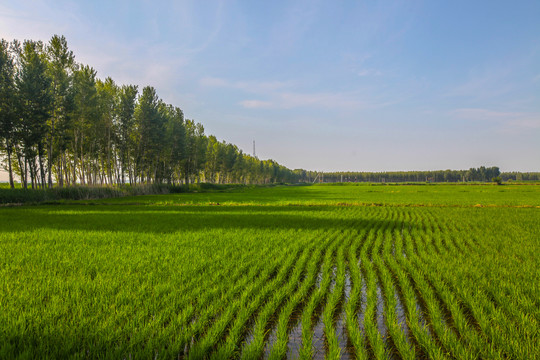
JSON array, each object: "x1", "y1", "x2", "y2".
[
  {"x1": 46, "y1": 34, "x2": 75, "y2": 187},
  {"x1": 15, "y1": 40, "x2": 52, "y2": 189},
  {"x1": 71, "y1": 65, "x2": 97, "y2": 185},
  {"x1": 116, "y1": 84, "x2": 138, "y2": 184},
  {"x1": 96, "y1": 77, "x2": 118, "y2": 184},
  {"x1": 1, "y1": 35, "x2": 300, "y2": 187},
  {"x1": 161, "y1": 103, "x2": 186, "y2": 185},
  {"x1": 0, "y1": 40, "x2": 17, "y2": 188},
  {"x1": 134, "y1": 86, "x2": 164, "y2": 183}
]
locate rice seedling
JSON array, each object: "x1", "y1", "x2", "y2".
[{"x1": 0, "y1": 184, "x2": 538, "y2": 358}]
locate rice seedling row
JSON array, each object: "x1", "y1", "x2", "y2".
[{"x1": 0, "y1": 185, "x2": 538, "y2": 359}]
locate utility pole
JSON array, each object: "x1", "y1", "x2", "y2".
[{"x1": 253, "y1": 140, "x2": 256, "y2": 158}]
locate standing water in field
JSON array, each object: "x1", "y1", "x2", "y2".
[
  {"x1": 334, "y1": 270, "x2": 355, "y2": 359},
  {"x1": 1, "y1": 185, "x2": 539, "y2": 359},
  {"x1": 375, "y1": 283, "x2": 389, "y2": 340}
]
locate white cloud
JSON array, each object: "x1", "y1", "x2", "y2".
[
  {"x1": 204, "y1": 76, "x2": 371, "y2": 110},
  {"x1": 239, "y1": 91, "x2": 366, "y2": 110},
  {"x1": 184, "y1": 0, "x2": 225, "y2": 54},
  {"x1": 278, "y1": 92, "x2": 363, "y2": 109},
  {"x1": 453, "y1": 108, "x2": 518, "y2": 120},
  {"x1": 200, "y1": 76, "x2": 229, "y2": 87},
  {"x1": 0, "y1": 2, "x2": 72, "y2": 42},
  {"x1": 200, "y1": 76, "x2": 292, "y2": 93},
  {"x1": 356, "y1": 69, "x2": 382, "y2": 77},
  {"x1": 239, "y1": 100, "x2": 273, "y2": 109},
  {"x1": 266, "y1": 0, "x2": 322, "y2": 55},
  {"x1": 452, "y1": 108, "x2": 540, "y2": 130}
]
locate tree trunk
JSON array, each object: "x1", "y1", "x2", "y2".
[
  {"x1": 38, "y1": 146, "x2": 46, "y2": 188},
  {"x1": 58, "y1": 156, "x2": 64, "y2": 187},
  {"x1": 29, "y1": 158, "x2": 36, "y2": 189},
  {"x1": 7, "y1": 146, "x2": 14, "y2": 189},
  {"x1": 23, "y1": 158, "x2": 28, "y2": 189},
  {"x1": 48, "y1": 133, "x2": 54, "y2": 188}
]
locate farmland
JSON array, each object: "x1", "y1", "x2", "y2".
[{"x1": 0, "y1": 184, "x2": 539, "y2": 359}]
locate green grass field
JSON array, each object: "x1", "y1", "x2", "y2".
[
  {"x1": 1, "y1": 184, "x2": 539, "y2": 359},
  {"x1": 82, "y1": 182, "x2": 540, "y2": 207}
]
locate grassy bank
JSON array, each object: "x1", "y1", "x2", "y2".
[{"x1": 0, "y1": 183, "x2": 249, "y2": 205}]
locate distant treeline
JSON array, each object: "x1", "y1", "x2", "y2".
[
  {"x1": 294, "y1": 167, "x2": 540, "y2": 183},
  {"x1": 500, "y1": 172, "x2": 540, "y2": 182},
  {"x1": 0, "y1": 36, "x2": 297, "y2": 189}
]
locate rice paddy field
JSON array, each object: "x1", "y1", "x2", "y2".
[{"x1": 0, "y1": 183, "x2": 539, "y2": 359}]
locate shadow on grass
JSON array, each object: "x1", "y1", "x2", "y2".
[
  {"x1": 0, "y1": 205, "x2": 414, "y2": 234},
  {"x1": 0, "y1": 333, "x2": 194, "y2": 359}
]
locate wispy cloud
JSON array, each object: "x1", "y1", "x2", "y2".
[
  {"x1": 444, "y1": 54, "x2": 536, "y2": 102},
  {"x1": 452, "y1": 108, "x2": 540, "y2": 130},
  {"x1": 185, "y1": 0, "x2": 225, "y2": 53},
  {"x1": 200, "y1": 76, "x2": 292, "y2": 93},
  {"x1": 202, "y1": 76, "x2": 374, "y2": 110},
  {"x1": 239, "y1": 91, "x2": 366, "y2": 110},
  {"x1": 445, "y1": 73, "x2": 515, "y2": 100},
  {"x1": 356, "y1": 68, "x2": 382, "y2": 77},
  {"x1": 239, "y1": 100, "x2": 273, "y2": 109},
  {"x1": 0, "y1": 1, "x2": 72, "y2": 41},
  {"x1": 267, "y1": 0, "x2": 322, "y2": 54}
]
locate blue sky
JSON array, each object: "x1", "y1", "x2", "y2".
[{"x1": 1, "y1": 0, "x2": 539, "y2": 175}]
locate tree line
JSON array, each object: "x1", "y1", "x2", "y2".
[
  {"x1": 294, "y1": 167, "x2": 536, "y2": 183},
  {"x1": 0, "y1": 36, "x2": 297, "y2": 189}
]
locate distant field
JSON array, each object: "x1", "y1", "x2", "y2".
[
  {"x1": 88, "y1": 182, "x2": 540, "y2": 207},
  {"x1": 0, "y1": 184, "x2": 538, "y2": 359}
]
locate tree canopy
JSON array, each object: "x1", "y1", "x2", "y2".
[{"x1": 0, "y1": 35, "x2": 297, "y2": 188}]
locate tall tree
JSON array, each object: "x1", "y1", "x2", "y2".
[
  {"x1": 15, "y1": 40, "x2": 52, "y2": 189},
  {"x1": 96, "y1": 77, "x2": 118, "y2": 185},
  {"x1": 71, "y1": 65, "x2": 98, "y2": 185},
  {"x1": 183, "y1": 119, "x2": 206, "y2": 184},
  {"x1": 2, "y1": 35, "x2": 301, "y2": 187},
  {"x1": 46, "y1": 34, "x2": 75, "y2": 187},
  {"x1": 116, "y1": 84, "x2": 138, "y2": 184},
  {"x1": 161, "y1": 103, "x2": 186, "y2": 185},
  {"x1": 134, "y1": 86, "x2": 164, "y2": 183},
  {"x1": 0, "y1": 40, "x2": 17, "y2": 188}
]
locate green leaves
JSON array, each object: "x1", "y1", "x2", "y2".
[{"x1": 2, "y1": 35, "x2": 298, "y2": 188}]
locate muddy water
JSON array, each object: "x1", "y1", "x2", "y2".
[
  {"x1": 262, "y1": 315, "x2": 279, "y2": 359},
  {"x1": 375, "y1": 284, "x2": 388, "y2": 339},
  {"x1": 311, "y1": 265, "x2": 336, "y2": 358},
  {"x1": 357, "y1": 280, "x2": 368, "y2": 332},
  {"x1": 335, "y1": 271, "x2": 355, "y2": 359},
  {"x1": 285, "y1": 314, "x2": 302, "y2": 359},
  {"x1": 311, "y1": 313, "x2": 326, "y2": 359},
  {"x1": 286, "y1": 263, "x2": 325, "y2": 359},
  {"x1": 394, "y1": 290, "x2": 411, "y2": 338}
]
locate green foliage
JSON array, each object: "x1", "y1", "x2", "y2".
[
  {"x1": 0, "y1": 39, "x2": 17, "y2": 188},
  {"x1": 14, "y1": 40, "x2": 52, "y2": 189},
  {"x1": 46, "y1": 34, "x2": 76, "y2": 188},
  {"x1": 1, "y1": 35, "x2": 298, "y2": 188}
]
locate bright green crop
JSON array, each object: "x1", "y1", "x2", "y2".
[{"x1": 0, "y1": 184, "x2": 538, "y2": 358}]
